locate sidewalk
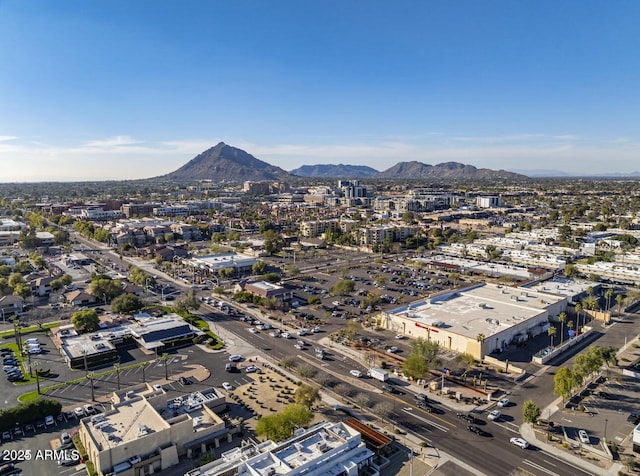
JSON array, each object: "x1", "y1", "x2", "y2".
[{"x1": 520, "y1": 422, "x2": 623, "y2": 476}]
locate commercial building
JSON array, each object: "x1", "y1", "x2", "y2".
[
  {"x1": 377, "y1": 283, "x2": 567, "y2": 359},
  {"x1": 79, "y1": 384, "x2": 230, "y2": 476},
  {"x1": 243, "y1": 281, "x2": 293, "y2": 302},
  {"x1": 186, "y1": 420, "x2": 377, "y2": 476},
  {"x1": 185, "y1": 253, "x2": 257, "y2": 277}
]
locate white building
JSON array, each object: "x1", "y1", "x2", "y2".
[
  {"x1": 377, "y1": 283, "x2": 567, "y2": 359},
  {"x1": 185, "y1": 421, "x2": 376, "y2": 476}
]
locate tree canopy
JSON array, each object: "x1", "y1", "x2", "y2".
[{"x1": 71, "y1": 308, "x2": 100, "y2": 333}]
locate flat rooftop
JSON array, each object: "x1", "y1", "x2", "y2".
[
  {"x1": 387, "y1": 283, "x2": 564, "y2": 339},
  {"x1": 421, "y1": 256, "x2": 533, "y2": 279},
  {"x1": 85, "y1": 397, "x2": 168, "y2": 450},
  {"x1": 61, "y1": 333, "x2": 116, "y2": 359},
  {"x1": 522, "y1": 278, "x2": 596, "y2": 299},
  {"x1": 188, "y1": 253, "x2": 257, "y2": 270}
]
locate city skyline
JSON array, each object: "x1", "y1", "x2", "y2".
[{"x1": 1, "y1": 1, "x2": 639, "y2": 181}]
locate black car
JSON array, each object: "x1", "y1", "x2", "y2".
[
  {"x1": 598, "y1": 391, "x2": 612, "y2": 399},
  {"x1": 627, "y1": 412, "x2": 640, "y2": 425},
  {"x1": 467, "y1": 425, "x2": 482, "y2": 435},
  {"x1": 457, "y1": 413, "x2": 475, "y2": 423},
  {"x1": 417, "y1": 401, "x2": 434, "y2": 412},
  {"x1": 35, "y1": 421, "x2": 45, "y2": 430},
  {"x1": 382, "y1": 384, "x2": 394, "y2": 393},
  {"x1": 179, "y1": 377, "x2": 192, "y2": 385},
  {"x1": 24, "y1": 424, "x2": 34, "y2": 433}
]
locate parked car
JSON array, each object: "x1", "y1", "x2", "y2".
[
  {"x1": 510, "y1": 437, "x2": 530, "y2": 449},
  {"x1": 386, "y1": 346, "x2": 398, "y2": 353},
  {"x1": 222, "y1": 382, "x2": 234, "y2": 391},
  {"x1": 74, "y1": 407, "x2": 85, "y2": 418},
  {"x1": 60, "y1": 432, "x2": 71, "y2": 444},
  {"x1": 228, "y1": 355, "x2": 243, "y2": 362},
  {"x1": 44, "y1": 415, "x2": 55, "y2": 426},
  {"x1": 578, "y1": 429, "x2": 590, "y2": 444},
  {"x1": 488, "y1": 410, "x2": 501, "y2": 421},
  {"x1": 245, "y1": 365, "x2": 259, "y2": 373},
  {"x1": 497, "y1": 398, "x2": 510, "y2": 407},
  {"x1": 83, "y1": 404, "x2": 95, "y2": 415},
  {"x1": 627, "y1": 412, "x2": 640, "y2": 425}
]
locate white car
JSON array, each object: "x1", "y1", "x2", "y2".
[
  {"x1": 74, "y1": 407, "x2": 84, "y2": 418},
  {"x1": 281, "y1": 332, "x2": 292, "y2": 339},
  {"x1": 387, "y1": 346, "x2": 398, "y2": 353},
  {"x1": 245, "y1": 365, "x2": 259, "y2": 373},
  {"x1": 249, "y1": 328, "x2": 259, "y2": 334},
  {"x1": 578, "y1": 429, "x2": 590, "y2": 444},
  {"x1": 228, "y1": 355, "x2": 243, "y2": 362},
  {"x1": 497, "y1": 398, "x2": 509, "y2": 407},
  {"x1": 395, "y1": 334, "x2": 405, "y2": 339},
  {"x1": 488, "y1": 410, "x2": 501, "y2": 421},
  {"x1": 294, "y1": 344, "x2": 305, "y2": 350},
  {"x1": 269, "y1": 331, "x2": 280, "y2": 337},
  {"x1": 152, "y1": 384, "x2": 163, "y2": 391},
  {"x1": 312, "y1": 327, "x2": 321, "y2": 333},
  {"x1": 297, "y1": 329, "x2": 308, "y2": 336},
  {"x1": 222, "y1": 382, "x2": 234, "y2": 391},
  {"x1": 350, "y1": 370, "x2": 363, "y2": 378},
  {"x1": 510, "y1": 437, "x2": 529, "y2": 449}
]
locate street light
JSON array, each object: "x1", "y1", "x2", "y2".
[{"x1": 604, "y1": 418, "x2": 608, "y2": 443}]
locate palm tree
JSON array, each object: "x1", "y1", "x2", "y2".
[
  {"x1": 616, "y1": 294, "x2": 624, "y2": 315},
  {"x1": 548, "y1": 326, "x2": 557, "y2": 348},
  {"x1": 114, "y1": 363, "x2": 121, "y2": 390},
  {"x1": 559, "y1": 312, "x2": 567, "y2": 346},
  {"x1": 88, "y1": 372, "x2": 96, "y2": 402},
  {"x1": 567, "y1": 320, "x2": 574, "y2": 338},
  {"x1": 605, "y1": 289, "x2": 614, "y2": 311},
  {"x1": 575, "y1": 303, "x2": 582, "y2": 334}
]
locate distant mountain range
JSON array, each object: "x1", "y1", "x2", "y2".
[
  {"x1": 290, "y1": 164, "x2": 379, "y2": 178},
  {"x1": 160, "y1": 142, "x2": 528, "y2": 181}
]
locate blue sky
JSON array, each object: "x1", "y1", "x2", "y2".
[{"x1": 1, "y1": 0, "x2": 639, "y2": 181}]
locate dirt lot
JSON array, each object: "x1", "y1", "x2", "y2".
[{"x1": 226, "y1": 365, "x2": 326, "y2": 432}]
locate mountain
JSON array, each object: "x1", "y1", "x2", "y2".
[
  {"x1": 162, "y1": 142, "x2": 290, "y2": 182},
  {"x1": 290, "y1": 164, "x2": 379, "y2": 178},
  {"x1": 376, "y1": 161, "x2": 527, "y2": 180},
  {"x1": 508, "y1": 168, "x2": 570, "y2": 177}
]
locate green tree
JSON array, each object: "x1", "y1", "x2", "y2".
[
  {"x1": 604, "y1": 288, "x2": 614, "y2": 311},
  {"x1": 331, "y1": 279, "x2": 355, "y2": 296},
  {"x1": 457, "y1": 353, "x2": 476, "y2": 372},
  {"x1": 110, "y1": 293, "x2": 144, "y2": 314},
  {"x1": 558, "y1": 312, "x2": 567, "y2": 346},
  {"x1": 402, "y1": 338, "x2": 441, "y2": 380},
  {"x1": 252, "y1": 261, "x2": 267, "y2": 274},
  {"x1": 129, "y1": 267, "x2": 152, "y2": 286},
  {"x1": 564, "y1": 264, "x2": 578, "y2": 278},
  {"x1": 553, "y1": 366, "x2": 578, "y2": 402},
  {"x1": 522, "y1": 400, "x2": 541, "y2": 425},
  {"x1": 294, "y1": 384, "x2": 320, "y2": 409},
  {"x1": 71, "y1": 309, "x2": 100, "y2": 333},
  {"x1": 89, "y1": 277, "x2": 123, "y2": 301},
  {"x1": 255, "y1": 404, "x2": 313, "y2": 442},
  {"x1": 548, "y1": 326, "x2": 557, "y2": 347}
]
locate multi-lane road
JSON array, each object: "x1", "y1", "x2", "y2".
[{"x1": 200, "y1": 306, "x2": 597, "y2": 476}]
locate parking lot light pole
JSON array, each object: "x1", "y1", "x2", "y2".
[
  {"x1": 604, "y1": 418, "x2": 608, "y2": 443},
  {"x1": 33, "y1": 361, "x2": 41, "y2": 394}
]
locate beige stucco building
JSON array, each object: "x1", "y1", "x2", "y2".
[
  {"x1": 377, "y1": 283, "x2": 567, "y2": 359},
  {"x1": 79, "y1": 384, "x2": 230, "y2": 476}
]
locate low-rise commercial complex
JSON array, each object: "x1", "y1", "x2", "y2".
[
  {"x1": 377, "y1": 283, "x2": 567, "y2": 359},
  {"x1": 79, "y1": 384, "x2": 231, "y2": 476},
  {"x1": 186, "y1": 420, "x2": 377, "y2": 476}
]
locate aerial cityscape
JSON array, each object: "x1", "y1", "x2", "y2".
[{"x1": 2, "y1": 2, "x2": 640, "y2": 476}]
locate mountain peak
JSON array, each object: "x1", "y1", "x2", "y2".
[{"x1": 162, "y1": 143, "x2": 289, "y2": 182}]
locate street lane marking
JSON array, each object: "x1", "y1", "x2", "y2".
[
  {"x1": 522, "y1": 459, "x2": 560, "y2": 476},
  {"x1": 539, "y1": 450, "x2": 599, "y2": 475},
  {"x1": 491, "y1": 421, "x2": 520, "y2": 435},
  {"x1": 402, "y1": 408, "x2": 449, "y2": 432}
]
